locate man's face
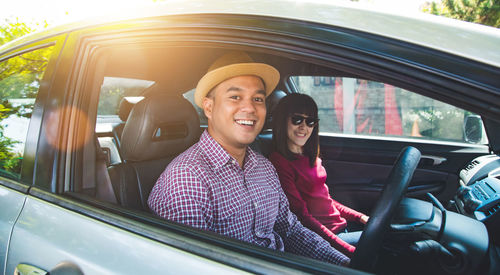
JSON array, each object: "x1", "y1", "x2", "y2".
[{"x1": 203, "y1": 75, "x2": 267, "y2": 152}]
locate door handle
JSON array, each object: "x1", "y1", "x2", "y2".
[
  {"x1": 15, "y1": 261, "x2": 83, "y2": 275},
  {"x1": 421, "y1": 155, "x2": 447, "y2": 166},
  {"x1": 14, "y1": 264, "x2": 47, "y2": 275}
]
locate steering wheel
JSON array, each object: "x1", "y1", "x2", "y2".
[{"x1": 350, "y1": 146, "x2": 421, "y2": 272}]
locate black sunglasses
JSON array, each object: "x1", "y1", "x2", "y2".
[{"x1": 290, "y1": 115, "x2": 319, "y2": 127}]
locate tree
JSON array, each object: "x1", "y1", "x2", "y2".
[
  {"x1": 423, "y1": 0, "x2": 500, "y2": 28},
  {"x1": 0, "y1": 18, "x2": 49, "y2": 46},
  {"x1": 0, "y1": 19, "x2": 51, "y2": 178}
]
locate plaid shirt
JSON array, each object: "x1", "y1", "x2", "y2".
[{"x1": 148, "y1": 130, "x2": 349, "y2": 265}]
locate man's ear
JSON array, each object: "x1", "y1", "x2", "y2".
[{"x1": 202, "y1": 97, "x2": 213, "y2": 120}]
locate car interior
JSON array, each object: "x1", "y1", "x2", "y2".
[
  {"x1": 61, "y1": 41, "x2": 499, "y2": 274},
  {"x1": 77, "y1": 46, "x2": 309, "y2": 202}
]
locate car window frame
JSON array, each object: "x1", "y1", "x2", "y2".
[
  {"x1": 21, "y1": 13, "x2": 499, "y2": 274},
  {"x1": 51, "y1": 26, "x2": 359, "y2": 274},
  {"x1": 0, "y1": 35, "x2": 65, "y2": 191}
]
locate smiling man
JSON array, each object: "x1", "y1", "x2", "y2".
[{"x1": 148, "y1": 51, "x2": 350, "y2": 266}]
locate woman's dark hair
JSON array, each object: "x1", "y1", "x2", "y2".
[{"x1": 271, "y1": 93, "x2": 319, "y2": 167}]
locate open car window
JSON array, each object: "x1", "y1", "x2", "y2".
[{"x1": 64, "y1": 43, "x2": 356, "y2": 274}]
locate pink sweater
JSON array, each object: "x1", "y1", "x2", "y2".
[{"x1": 269, "y1": 152, "x2": 364, "y2": 257}]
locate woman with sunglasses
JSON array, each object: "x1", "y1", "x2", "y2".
[{"x1": 269, "y1": 93, "x2": 369, "y2": 258}]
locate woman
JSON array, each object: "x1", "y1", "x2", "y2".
[{"x1": 269, "y1": 93, "x2": 369, "y2": 257}]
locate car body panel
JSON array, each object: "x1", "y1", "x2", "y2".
[
  {"x1": 5, "y1": 196, "x2": 249, "y2": 274},
  {"x1": 0, "y1": 185, "x2": 26, "y2": 274}
]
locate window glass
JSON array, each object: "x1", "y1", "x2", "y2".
[
  {"x1": 291, "y1": 76, "x2": 488, "y2": 144},
  {"x1": 96, "y1": 76, "x2": 154, "y2": 133},
  {"x1": 0, "y1": 46, "x2": 54, "y2": 180}
]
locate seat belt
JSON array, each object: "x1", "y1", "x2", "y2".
[{"x1": 95, "y1": 138, "x2": 118, "y2": 204}]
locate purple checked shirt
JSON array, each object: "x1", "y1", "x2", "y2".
[{"x1": 148, "y1": 130, "x2": 349, "y2": 265}]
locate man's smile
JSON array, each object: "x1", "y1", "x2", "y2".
[{"x1": 235, "y1": 119, "x2": 256, "y2": 126}]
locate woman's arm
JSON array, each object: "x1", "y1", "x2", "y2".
[
  {"x1": 331, "y1": 199, "x2": 368, "y2": 224},
  {"x1": 270, "y1": 153, "x2": 356, "y2": 256}
]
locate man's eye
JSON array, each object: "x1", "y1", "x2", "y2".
[
  {"x1": 230, "y1": 95, "x2": 240, "y2": 100},
  {"x1": 254, "y1": 97, "x2": 264, "y2": 102}
]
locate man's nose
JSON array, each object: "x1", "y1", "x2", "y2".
[{"x1": 240, "y1": 98, "x2": 258, "y2": 113}]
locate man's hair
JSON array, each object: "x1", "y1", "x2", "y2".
[{"x1": 271, "y1": 93, "x2": 319, "y2": 167}]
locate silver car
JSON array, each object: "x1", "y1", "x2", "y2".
[{"x1": 1, "y1": 0, "x2": 499, "y2": 274}]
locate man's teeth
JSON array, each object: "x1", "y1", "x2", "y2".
[{"x1": 237, "y1": 120, "x2": 254, "y2": 126}]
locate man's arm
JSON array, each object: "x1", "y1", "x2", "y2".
[{"x1": 148, "y1": 167, "x2": 212, "y2": 230}]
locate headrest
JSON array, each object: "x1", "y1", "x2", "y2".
[
  {"x1": 120, "y1": 93, "x2": 200, "y2": 162},
  {"x1": 263, "y1": 90, "x2": 287, "y2": 131},
  {"x1": 118, "y1": 98, "x2": 134, "y2": 122}
]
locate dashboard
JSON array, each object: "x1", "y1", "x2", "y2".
[{"x1": 455, "y1": 154, "x2": 500, "y2": 243}]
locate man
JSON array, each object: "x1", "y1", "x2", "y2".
[{"x1": 148, "y1": 51, "x2": 350, "y2": 266}]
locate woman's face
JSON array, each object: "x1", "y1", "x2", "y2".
[{"x1": 286, "y1": 113, "x2": 316, "y2": 154}]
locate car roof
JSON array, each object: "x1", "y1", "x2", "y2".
[{"x1": 2, "y1": 0, "x2": 500, "y2": 68}]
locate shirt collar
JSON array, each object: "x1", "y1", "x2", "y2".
[{"x1": 199, "y1": 130, "x2": 258, "y2": 171}]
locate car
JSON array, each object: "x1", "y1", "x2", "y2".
[{"x1": 1, "y1": 0, "x2": 499, "y2": 274}]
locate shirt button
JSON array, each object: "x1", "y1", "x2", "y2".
[{"x1": 253, "y1": 202, "x2": 258, "y2": 208}]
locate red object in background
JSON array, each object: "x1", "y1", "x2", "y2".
[
  {"x1": 334, "y1": 79, "x2": 402, "y2": 135},
  {"x1": 334, "y1": 78, "x2": 344, "y2": 131},
  {"x1": 355, "y1": 80, "x2": 371, "y2": 134},
  {"x1": 384, "y1": 84, "x2": 403, "y2": 135}
]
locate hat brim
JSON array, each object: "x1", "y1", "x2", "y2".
[{"x1": 194, "y1": 63, "x2": 280, "y2": 107}]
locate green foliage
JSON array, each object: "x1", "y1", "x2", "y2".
[
  {"x1": 423, "y1": 0, "x2": 500, "y2": 27},
  {"x1": 0, "y1": 19, "x2": 32, "y2": 46},
  {"x1": 410, "y1": 107, "x2": 465, "y2": 141},
  {"x1": 0, "y1": 127, "x2": 22, "y2": 179},
  {"x1": 0, "y1": 48, "x2": 52, "y2": 100},
  {"x1": 0, "y1": 19, "x2": 54, "y2": 178},
  {"x1": 0, "y1": 18, "x2": 49, "y2": 46},
  {"x1": 97, "y1": 86, "x2": 125, "y2": 116}
]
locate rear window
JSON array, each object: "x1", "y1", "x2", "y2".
[{"x1": 96, "y1": 76, "x2": 155, "y2": 133}]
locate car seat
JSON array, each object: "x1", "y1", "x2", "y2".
[
  {"x1": 107, "y1": 93, "x2": 201, "y2": 210},
  {"x1": 250, "y1": 90, "x2": 286, "y2": 157},
  {"x1": 112, "y1": 98, "x2": 134, "y2": 154}
]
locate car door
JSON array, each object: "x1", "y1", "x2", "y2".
[
  {"x1": 288, "y1": 75, "x2": 491, "y2": 214},
  {"x1": 1, "y1": 28, "x2": 252, "y2": 275},
  {"x1": 0, "y1": 184, "x2": 26, "y2": 275},
  {"x1": 0, "y1": 39, "x2": 62, "y2": 274},
  {"x1": 3, "y1": 4, "x2": 498, "y2": 274},
  {"x1": 3, "y1": 17, "x2": 360, "y2": 275}
]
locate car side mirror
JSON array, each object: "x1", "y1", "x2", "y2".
[{"x1": 464, "y1": 115, "x2": 483, "y2": 143}]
